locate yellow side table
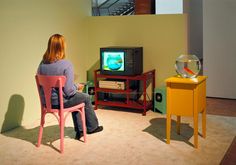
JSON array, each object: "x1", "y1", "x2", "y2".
[{"x1": 165, "y1": 75, "x2": 207, "y2": 148}]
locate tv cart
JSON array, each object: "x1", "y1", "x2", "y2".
[{"x1": 94, "y1": 69, "x2": 155, "y2": 115}]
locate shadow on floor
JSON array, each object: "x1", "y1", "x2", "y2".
[
  {"x1": 99, "y1": 106, "x2": 146, "y2": 114},
  {"x1": 143, "y1": 117, "x2": 195, "y2": 147},
  {"x1": 2, "y1": 125, "x2": 75, "y2": 152},
  {"x1": 220, "y1": 136, "x2": 236, "y2": 164}
]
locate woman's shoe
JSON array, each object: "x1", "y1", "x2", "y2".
[
  {"x1": 75, "y1": 131, "x2": 83, "y2": 140},
  {"x1": 87, "y1": 126, "x2": 103, "y2": 134}
]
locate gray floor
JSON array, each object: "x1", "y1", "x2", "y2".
[{"x1": 0, "y1": 108, "x2": 236, "y2": 165}]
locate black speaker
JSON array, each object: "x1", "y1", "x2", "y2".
[{"x1": 154, "y1": 87, "x2": 166, "y2": 114}]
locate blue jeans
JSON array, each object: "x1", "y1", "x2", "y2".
[{"x1": 64, "y1": 92, "x2": 99, "y2": 133}]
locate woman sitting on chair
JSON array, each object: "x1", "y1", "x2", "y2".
[{"x1": 37, "y1": 34, "x2": 103, "y2": 140}]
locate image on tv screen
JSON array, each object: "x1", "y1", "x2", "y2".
[{"x1": 102, "y1": 52, "x2": 125, "y2": 71}]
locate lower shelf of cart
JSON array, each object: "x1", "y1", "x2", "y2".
[{"x1": 96, "y1": 100, "x2": 152, "y2": 109}]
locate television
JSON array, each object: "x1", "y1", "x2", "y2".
[{"x1": 100, "y1": 47, "x2": 143, "y2": 76}]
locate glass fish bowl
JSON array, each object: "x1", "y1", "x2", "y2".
[{"x1": 175, "y1": 54, "x2": 201, "y2": 78}]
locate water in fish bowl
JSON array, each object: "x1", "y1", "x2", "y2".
[
  {"x1": 107, "y1": 54, "x2": 123, "y2": 70},
  {"x1": 175, "y1": 54, "x2": 201, "y2": 78}
]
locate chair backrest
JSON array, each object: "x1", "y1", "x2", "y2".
[{"x1": 35, "y1": 75, "x2": 66, "y2": 111}]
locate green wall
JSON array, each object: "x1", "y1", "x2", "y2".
[
  {"x1": 0, "y1": 0, "x2": 188, "y2": 132},
  {"x1": 0, "y1": 0, "x2": 91, "y2": 132},
  {"x1": 86, "y1": 15, "x2": 188, "y2": 86}
]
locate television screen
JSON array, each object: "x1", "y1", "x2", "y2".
[
  {"x1": 102, "y1": 51, "x2": 125, "y2": 72},
  {"x1": 100, "y1": 47, "x2": 143, "y2": 76}
]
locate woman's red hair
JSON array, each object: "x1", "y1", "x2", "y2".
[{"x1": 43, "y1": 34, "x2": 65, "y2": 63}]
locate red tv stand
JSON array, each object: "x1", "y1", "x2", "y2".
[{"x1": 94, "y1": 69, "x2": 155, "y2": 115}]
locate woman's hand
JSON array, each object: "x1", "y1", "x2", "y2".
[{"x1": 78, "y1": 83, "x2": 85, "y2": 92}]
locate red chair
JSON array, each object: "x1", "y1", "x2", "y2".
[{"x1": 35, "y1": 75, "x2": 86, "y2": 153}]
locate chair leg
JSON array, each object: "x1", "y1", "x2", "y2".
[
  {"x1": 37, "y1": 125, "x2": 44, "y2": 147},
  {"x1": 81, "y1": 108, "x2": 87, "y2": 143},
  {"x1": 60, "y1": 116, "x2": 64, "y2": 154},
  {"x1": 37, "y1": 114, "x2": 45, "y2": 147}
]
